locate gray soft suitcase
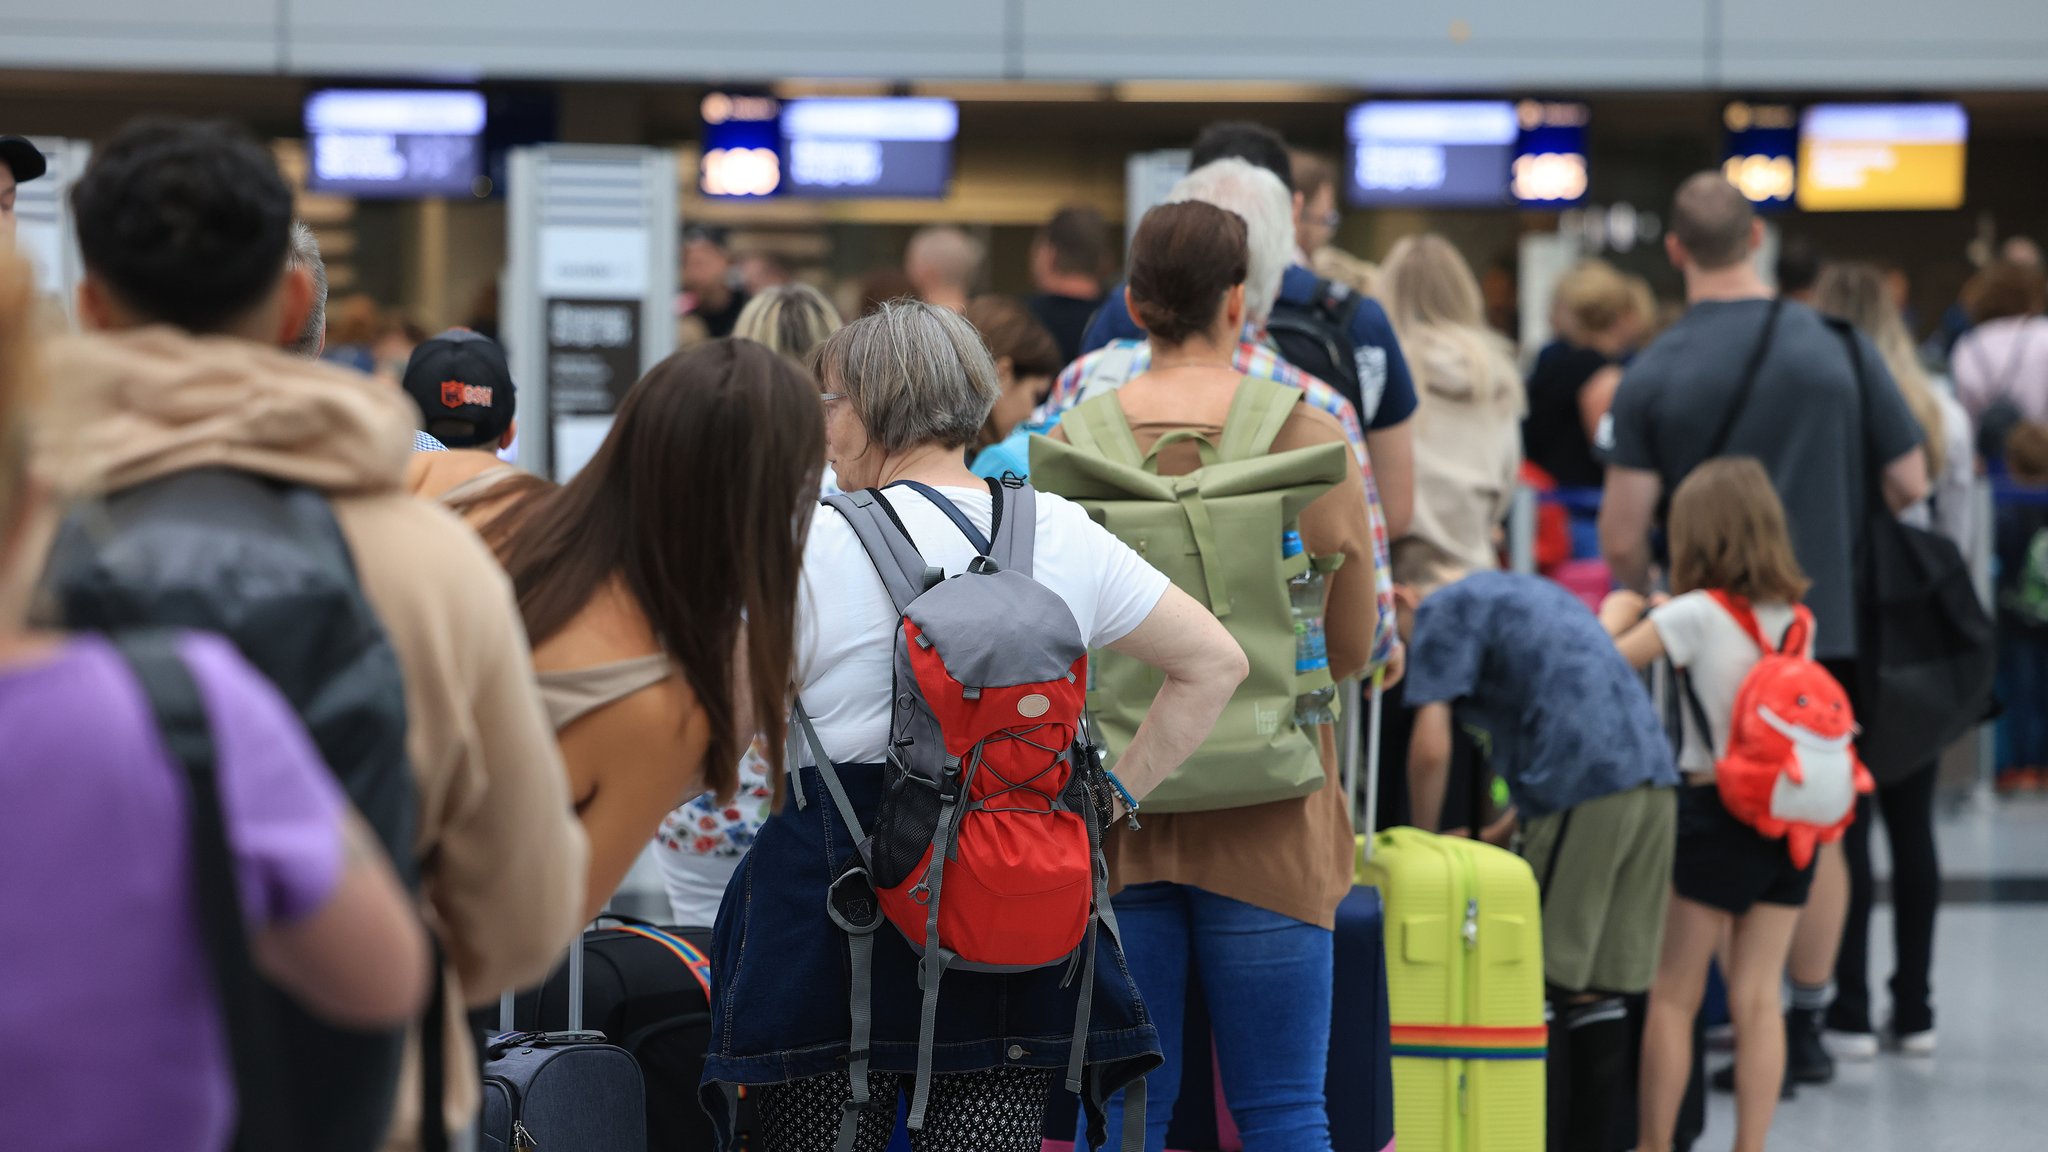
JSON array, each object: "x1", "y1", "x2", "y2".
[{"x1": 480, "y1": 932, "x2": 647, "y2": 1152}]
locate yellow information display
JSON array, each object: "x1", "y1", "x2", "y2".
[{"x1": 1796, "y1": 103, "x2": 1967, "y2": 212}]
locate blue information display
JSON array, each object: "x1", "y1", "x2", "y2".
[
  {"x1": 1346, "y1": 101, "x2": 1518, "y2": 208},
  {"x1": 779, "y1": 98, "x2": 957, "y2": 200},
  {"x1": 1510, "y1": 101, "x2": 1590, "y2": 208},
  {"x1": 305, "y1": 90, "x2": 486, "y2": 198},
  {"x1": 1722, "y1": 102, "x2": 1799, "y2": 211},
  {"x1": 699, "y1": 91, "x2": 785, "y2": 198}
]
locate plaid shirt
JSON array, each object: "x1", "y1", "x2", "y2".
[{"x1": 1039, "y1": 336, "x2": 1400, "y2": 670}]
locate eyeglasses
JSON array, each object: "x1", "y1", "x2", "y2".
[{"x1": 819, "y1": 392, "x2": 848, "y2": 405}]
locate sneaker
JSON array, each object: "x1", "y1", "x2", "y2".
[
  {"x1": 1827, "y1": 1029, "x2": 1880, "y2": 1061},
  {"x1": 1710, "y1": 1061, "x2": 1796, "y2": 1099},
  {"x1": 1786, "y1": 1007, "x2": 1836, "y2": 1084},
  {"x1": 1888, "y1": 1026, "x2": 1937, "y2": 1056}
]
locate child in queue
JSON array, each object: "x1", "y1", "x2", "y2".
[
  {"x1": 1398, "y1": 553, "x2": 1679, "y2": 1149},
  {"x1": 1601, "y1": 458, "x2": 1826, "y2": 1152}
]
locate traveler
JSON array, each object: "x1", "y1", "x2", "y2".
[
  {"x1": 1809, "y1": 263, "x2": 1972, "y2": 1062},
  {"x1": 1401, "y1": 549, "x2": 1678, "y2": 1152},
  {"x1": 0, "y1": 239, "x2": 428, "y2": 1152},
  {"x1": 1038, "y1": 158, "x2": 1397, "y2": 673},
  {"x1": 422, "y1": 339, "x2": 823, "y2": 924},
  {"x1": 1290, "y1": 150, "x2": 1340, "y2": 261},
  {"x1": 1379, "y1": 233, "x2": 1522, "y2": 585},
  {"x1": 1995, "y1": 423, "x2": 2048, "y2": 791},
  {"x1": 1603, "y1": 459, "x2": 1831, "y2": 1152},
  {"x1": 684, "y1": 225, "x2": 752, "y2": 340},
  {"x1": 1080, "y1": 121, "x2": 1417, "y2": 539},
  {"x1": 1952, "y1": 258, "x2": 2048, "y2": 425},
  {"x1": 962, "y1": 295, "x2": 1063, "y2": 480},
  {"x1": 637, "y1": 283, "x2": 850, "y2": 926},
  {"x1": 1599, "y1": 172, "x2": 1928, "y2": 1086},
  {"x1": 904, "y1": 225, "x2": 982, "y2": 312},
  {"x1": 1028, "y1": 205, "x2": 1111, "y2": 363},
  {"x1": 0, "y1": 135, "x2": 41, "y2": 241},
  {"x1": 734, "y1": 281, "x2": 844, "y2": 362},
  {"x1": 1524, "y1": 259, "x2": 1651, "y2": 491},
  {"x1": 1051, "y1": 200, "x2": 1379, "y2": 1152},
  {"x1": 39, "y1": 118, "x2": 587, "y2": 1152},
  {"x1": 703, "y1": 300, "x2": 1245, "y2": 1152}
]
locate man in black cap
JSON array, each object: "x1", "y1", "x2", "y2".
[
  {"x1": 1, "y1": 136, "x2": 48, "y2": 243},
  {"x1": 400, "y1": 327, "x2": 517, "y2": 452}
]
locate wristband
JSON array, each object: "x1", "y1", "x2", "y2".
[{"x1": 1104, "y1": 769, "x2": 1142, "y2": 830}]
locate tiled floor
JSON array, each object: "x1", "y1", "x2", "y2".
[{"x1": 1698, "y1": 796, "x2": 2048, "y2": 1150}]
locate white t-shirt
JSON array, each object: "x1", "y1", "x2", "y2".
[
  {"x1": 796, "y1": 484, "x2": 1171, "y2": 766},
  {"x1": 1651, "y1": 591, "x2": 1803, "y2": 775}
]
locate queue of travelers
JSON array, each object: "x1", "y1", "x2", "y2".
[{"x1": 0, "y1": 112, "x2": 2023, "y2": 1152}]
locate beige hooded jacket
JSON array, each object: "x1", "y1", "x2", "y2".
[{"x1": 37, "y1": 327, "x2": 589, "y2": 1150}]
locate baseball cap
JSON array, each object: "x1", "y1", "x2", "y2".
[
  {"x1": 0, "y1": 137, "x2": 47, "y2": 184},
  {"x1": 401, "y1": 328, "x2": 516, "y2": 449}
]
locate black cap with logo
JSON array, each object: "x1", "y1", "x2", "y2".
[
  {"x1": 0, "y1": 137, "x2": 47, "y2": 184},
  {"x1": 400, "y1": 328, "x2": 517, "y2": 449}
]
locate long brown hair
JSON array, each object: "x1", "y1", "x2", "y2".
[
  {"x1": 481, "y1": 339, "x2": 824, "y2": 799},
  {"x1": 1668, "y1": 457, "x2": 1810, "y2": 604}
]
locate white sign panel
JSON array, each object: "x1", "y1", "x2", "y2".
[{"x1": 538, "y1": 225, "x2": 649, "y2": 299}]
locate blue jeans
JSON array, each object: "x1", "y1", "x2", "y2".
[
  {"x1": 1089, "y1": 884, "x2": 1334, "y2": 1152},
  {"x1": 1999, "y1": 632, "x2": 2048, "y2": 771}
]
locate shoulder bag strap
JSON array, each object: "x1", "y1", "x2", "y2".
[
  {"x1": 112, "y1": 630, "x2": 293, "y2": 1152},
  {"x1": 1678, "y1": 671, "x2": 1720, "y2": 760},
  {"x1": 1698, "y1": 297, "x2": 1786, "y2": 462},
  {"x1": 822, "y1": 490, "x2": 933, "y2": 615}
]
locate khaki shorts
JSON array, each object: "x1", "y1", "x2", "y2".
[{"x1": 1519, "y1": 785, "x2": 1677, "y2": 995}]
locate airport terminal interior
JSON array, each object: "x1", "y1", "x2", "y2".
[{"x1": 6, "y1": 1, "x2": 2048, "y2": 1149}]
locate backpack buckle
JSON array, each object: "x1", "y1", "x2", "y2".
[{"x1": 827, "y1": 864, "x2": 884, "y2": 935}]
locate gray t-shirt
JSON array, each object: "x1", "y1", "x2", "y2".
[{"x1": 1609, "y1": 298, "x2": 1923, "y2": 659}]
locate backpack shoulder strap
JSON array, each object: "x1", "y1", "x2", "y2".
[
  {"x1": 823, "y1": 490, "x2": 932, "y2": 615},
  {"x1": 1062, "y1": 392, "x2": 1146, "y2": 468},
  {"x1": 987, "y1": 480, "x2": 1037, "y2": 578},
  {"x1": 1706, "y1": 589, "x2": 1774, "y2": 653},
  {"x1": 1218, "y1": 375, "x2": 1304, "y2": 461},
  {"x1": 111, "y1": 630, "x2": 291, "y2": 1152}
]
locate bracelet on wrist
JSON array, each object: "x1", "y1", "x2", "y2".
[{"x1": 1104, "y1": 769, "x2": 1141, "y2": 830}]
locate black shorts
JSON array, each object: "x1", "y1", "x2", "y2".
[{"x1": 1671, "y1": 784, "x2": 1815, "y2": 914}]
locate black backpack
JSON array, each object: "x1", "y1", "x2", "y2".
[
  {"x1": 1266, "y1": 277, "x2": 1369, "y2": 418},
  {"x1": 42, "y1": 467, "x2": 417, "y2": 1152}
]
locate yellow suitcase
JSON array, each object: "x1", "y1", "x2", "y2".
[{"x1": 1357, "y1": 829, "x2": 1546, "y2": 1152}]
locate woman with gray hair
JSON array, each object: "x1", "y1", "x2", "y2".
[{"x1": 700, "y1": 299, "x2": 1246, "y2": 1152}]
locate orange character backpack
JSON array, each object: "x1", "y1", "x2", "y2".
[{"x1": 1679, "y1": 591, "x2": 1875, "y2": 866}]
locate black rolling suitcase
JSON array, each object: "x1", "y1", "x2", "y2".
[
  {"x1": 506, "y1": 916, "x2": 761, "y2": 1151},
  {"x1": 481, "y1": 928, "x2": 647, "y2": 1152}
]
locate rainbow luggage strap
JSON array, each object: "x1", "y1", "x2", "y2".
[
  {"x1": 606, "y1": 922, "x2": 714, "y2": 1001},
  {"x1": 1389, "y1": 1024, "x2": 1549, "y2": 1061}
]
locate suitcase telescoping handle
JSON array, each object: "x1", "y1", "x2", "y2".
[
  {"x1": 499, "y1": 920, "x2": 594, "y2": 1035},
  {"x1": 1346, "y1": 669, "x2": 1385, "y2": 860}
]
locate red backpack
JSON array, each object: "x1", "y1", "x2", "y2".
[
  {"x1": 1680, "y1": 591, "x2": 1874, "y2": 867},
  {"x1": 791, "y1": 481, "x2": 1132, "y2": 1149}
]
